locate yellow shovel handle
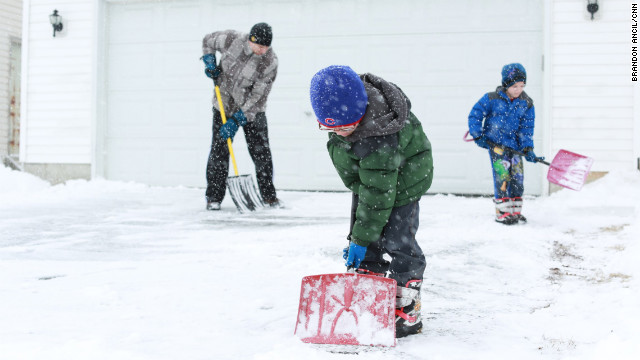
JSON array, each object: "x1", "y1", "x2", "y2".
[{"x1": 214, "y1": 85, "x2": 239, "y2": 176}]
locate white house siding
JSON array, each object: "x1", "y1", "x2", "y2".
[
  {"x1": 0, "y1": 0, "x2": 22, "y2": 157},
  {"x1": 20, "y1": 0, "x2": 95, "y2": 172},
  {"x1": 549, "y1": 0, "x2": 638, "y2": 172},
  {"x1": 19, "y1": 0, "x2": 639, "y2": 190}
]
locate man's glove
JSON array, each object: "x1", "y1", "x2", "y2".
[
  {"x1": 474, "y1": 135, "x2": 490, "y2": 149},
  {"x1": 230, "y1": 110, "x2": 247, "y2": 127},
  {"x1": 523, "y1": 148, "x2": 545, "y2": 163},
  {"x1": 201, "y1": 53, "x2": 221, "y2": 79},
  {"x1": 219, "y1": 110, "x2": 247, "y2": 140},
  {"x1": 343, "y1": 242, "x2": 367, "y2": 268}
]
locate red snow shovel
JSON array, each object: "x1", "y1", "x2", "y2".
[
  {"x1": 464, "y1": 131, "x2": 594, "y2": 191},
  {"x1": 294, "y1": 272, "x2": 397, "y2": 347}
]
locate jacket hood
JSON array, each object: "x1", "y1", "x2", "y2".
[
  {"x1": 342, "y1": 73, "x2": 411, "y2": 142},
  {"x1": 495, "y1": 86, "x2": 532, "y2": 104}
]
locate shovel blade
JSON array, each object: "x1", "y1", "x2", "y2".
[
  {"x1": 294, "y1": 273, "x2": 396, "y2": 347},
  {"x1": 226, "y1": 175, "x2": 264, "y2": 212},
  {"x1": 547, "y1": 149, "x2": 594, "y2": 191}
]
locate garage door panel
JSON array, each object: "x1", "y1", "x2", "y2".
[
  {"x1": 108, "y1": 44, "x2": 155, "y2": 89},
  {"x1": 271, "y1": 39, "x2": 306, "y2": 86},
  {"x1": 162, "y1": 43, "x2": 203, "y2": 84},
  {"x1": 108, "y1": 5, "x2": 156, "y2": 43},
  {"x1": 107, "y1": 93, "x2": 155, "y2": 137},
  {"x1": 159, "y1": 93, "x2": 206, "y2": 130}
]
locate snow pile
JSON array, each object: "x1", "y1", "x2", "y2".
[{"x1": 0, "y1": 165, "x2": 50, "y2": 194}]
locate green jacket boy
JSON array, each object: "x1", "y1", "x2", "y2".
[{"x1": 309, "y1": 65, "x2": 433, "y2": 338}]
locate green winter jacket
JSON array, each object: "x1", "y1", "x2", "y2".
[{"x1": 327, "y1": 73, "x2": 433, "y2": 247}]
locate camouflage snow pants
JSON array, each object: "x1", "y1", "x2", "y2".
[{"x1": 489, "y1": 145, "x2": 524, "y2": 199}]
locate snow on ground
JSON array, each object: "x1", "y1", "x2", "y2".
[{"x1": 1, "y1": 165, "x2": 638, "y2": 360}]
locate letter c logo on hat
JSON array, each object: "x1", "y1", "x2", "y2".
[{"x1": 325, "y1": 118, "x2": 336, "y2": 125}]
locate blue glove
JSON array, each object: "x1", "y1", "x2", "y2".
[
  {"x1": 343, "y1": 242, "x2": 367, "y2": 268},
  {"x1": 523, "y1": 148, "x2": 545, "y2": 163},
  {"x1": 474, "y1": 135, "x2": 490, "y2": 149},
  {"x1": 219, "y1": 111, "x2": 247, "y2": 140},
  {"x1": 230, "y1": 110, "x2": 247, "y2": 127},
  {"x1": 219, "y1": 119, "x2": 239, "y2": 140},
  {"x1": 202, "y1": 54, "x2": 221, "y2": 79}
]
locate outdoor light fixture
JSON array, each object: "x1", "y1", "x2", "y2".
[
  {"x1": 587, "y1": 0, "x2": 599, "y2": 20},
  {"x1": 49, "y1": 10, "x2": 63, "y2": 37}
]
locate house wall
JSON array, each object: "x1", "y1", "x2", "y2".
[
  {"x1": 18, "y1": 0, "x2": 639, "y2": 188},
  {"x1": 0, "y1": 0, "x2": 22, "y2": 158},
  {"x1": 549, "y1": 0, "x2": 638, "y2": 173},
  {"x1": 19, "y1": 0, "x2": 95, "y2": 183}
]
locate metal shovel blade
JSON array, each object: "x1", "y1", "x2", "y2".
[
  {"x1": 547, "y1": 149, "x2": 594, "y2": 191},
  {"x1": 294, "y1": 273, "x2": 397, "y2": 347},
  {"x1": 226, "y1": 174, "x2": 264, "y2": 213}
]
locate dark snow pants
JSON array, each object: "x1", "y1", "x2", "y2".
[
  {"x1": 350, "y1": 193, "x2": 426, "y2": 287},
  {"x1": 205, "y1": 108, "x2": 277, "y2": 203},
  {"x1": 489, "y1": 146, "x2": 524, "y2": 199}
]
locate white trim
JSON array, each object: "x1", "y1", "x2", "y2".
[
  {"x1": 542, "y1": 0, "x2": 553, "y2": 195},
  {"x1": 95, "y1": 0, "x2": 109, "y2": 179},
  {"x1": 18, "y1": 0, "x2": 29, "y2": 163},
  {"x1": 92, "y1": 0, "x2": 106, "y2": 179}
]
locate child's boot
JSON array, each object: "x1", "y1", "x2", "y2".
[
  {"x1": 494, "y1": 198, "x2": 517, "y2": 225},
  {"x1": 511, "y1": 197, "x2": 526, "y2": 223},
  {"x1": 395, "y1": 279, "x2": 422, "y2": 338}
]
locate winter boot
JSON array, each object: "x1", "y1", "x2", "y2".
[
  {"x1": 264, "y1": 197, "x2": 284, "y2": 209},
  {"x1": 395, "y1": 279, "x2": 422, "y2": 338},
  {"x1": 511, "y1": 197, "x2": 526, "y2": 223},
  {"x1": 494, "y1": 198, "x2": 517, "y2": 225},
  {"x1": 206, "y1": 201, "x2": 221, "y2": 211}
]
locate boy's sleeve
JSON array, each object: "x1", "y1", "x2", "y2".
[
  {"x1": 468, "y1": 93, "x2": 490, "y2": 139},
  {"x1": 518, "y1": 104, "x2": 535, "y2": 150}
]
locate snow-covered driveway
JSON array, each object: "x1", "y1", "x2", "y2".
[{"x1": 1, "y1": 167, "x2": 638, "y2": 359}]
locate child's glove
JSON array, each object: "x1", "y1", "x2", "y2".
[
  {"x1": 523, "y1": 148, "x2": 545, "y2": 163},
  {"x1": 474, "y1": 135, "x2": 490, "y2": 149},
  {"x1": 343, "y1": 242, "x2": 367, "y2": 268}
]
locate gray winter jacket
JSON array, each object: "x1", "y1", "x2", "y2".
[{"x1": 202, "y1": 30, "x2": 278, "y2": 122}]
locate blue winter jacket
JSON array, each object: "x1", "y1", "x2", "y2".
[{"x1": 468, "y1": 86, "x2": 535, "y2": 151}]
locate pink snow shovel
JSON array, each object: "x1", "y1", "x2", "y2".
[
  {"x1": 294, "y1": 272, "x2": 397, "y2": 347},
  {"x1": 464, "y1": 131, "x2": 594, "y2": 191}
]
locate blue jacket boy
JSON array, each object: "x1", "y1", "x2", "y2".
[{"x1": 468, "y1": 63, "x2": 543, "y2": 225}]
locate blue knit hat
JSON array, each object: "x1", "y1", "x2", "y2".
[
  {"x1": 501, "y1": 63, "x2": 527, "y2": 88},
  {"x1": 310, "y1": 65, "x2": 368, "y2": 128}
]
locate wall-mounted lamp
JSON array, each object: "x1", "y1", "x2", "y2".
[
  {"x1": 49, "y1": 9, "x2": 63, "y2": 37},
  {"x1": 587, "y1": 0, "x2": 599, "y2": 20}
]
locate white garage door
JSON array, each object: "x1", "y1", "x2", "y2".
[{"x1": 104, "y1": 0, "x2": 543, "y2": 194}]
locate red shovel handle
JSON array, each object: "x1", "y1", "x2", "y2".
[{"x1": 463, "y1": 131, "x2": 475, "y2": 142}]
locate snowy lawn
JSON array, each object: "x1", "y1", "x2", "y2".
[{"x1": 1, "y1": 166, "x2": 638, "y2": 360}]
